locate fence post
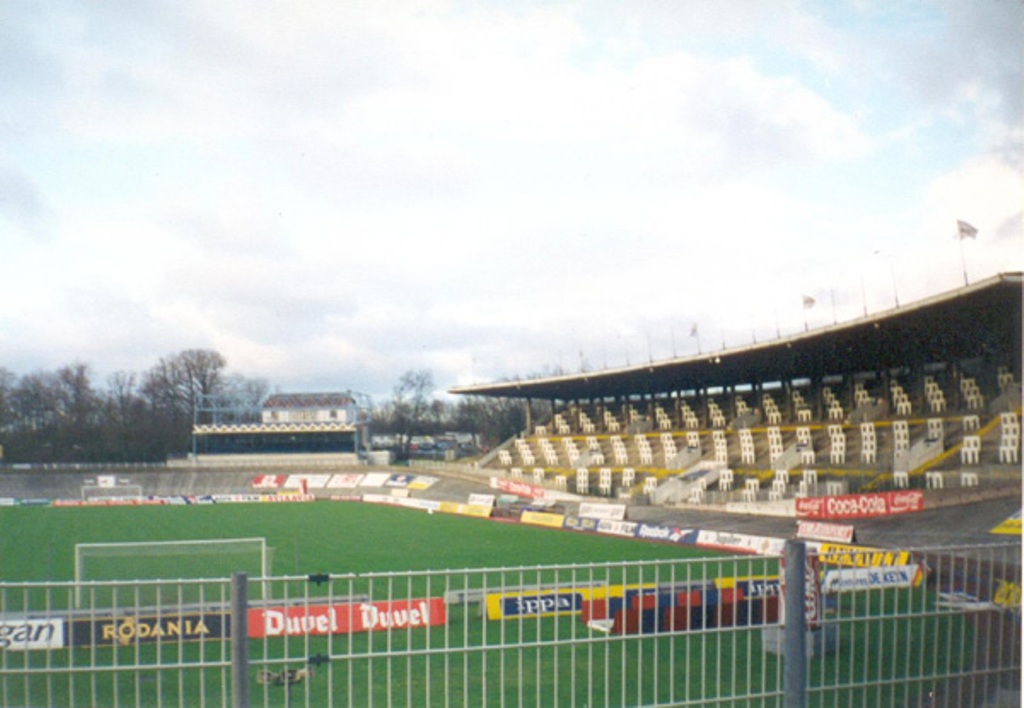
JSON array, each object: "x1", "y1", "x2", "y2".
[
  {"x1": 231, "y1": 571, "x2": 249, "y2": 708},
  {"x1": 783, "y1": 540, "x2": 807, "y2": 708}
]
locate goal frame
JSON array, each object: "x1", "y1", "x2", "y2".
[
  {"x1": 81, "y1": 484, "x2": 144, "y2": 500},
  {"x1": 74, "y1": 537, "x2": 269, "y2": 607}
]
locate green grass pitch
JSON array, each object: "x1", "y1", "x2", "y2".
[
  {"x1": 0, "y1": 502, "x2": 970, "y2": 707},
  {"x1": 0, "y1": 501, "x2": 719, "y2": 582}
]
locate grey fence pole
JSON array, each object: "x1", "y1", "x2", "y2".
[
  {"x1": 783, "y1": 540, "x2": 807, "y2": 708},
  {"x1": 231, "y1": 571, "x2": 250, "y2": 708}
]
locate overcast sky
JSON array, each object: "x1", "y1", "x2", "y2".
[{"x1": 2, "y1": 1, "x2": 1021, "y2": 401}]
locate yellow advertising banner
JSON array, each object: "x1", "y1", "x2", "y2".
[
  {"x1": 519, "y1": 510, "x2": 566, "y2": 528},
  {"x1": 437, "y1": 501, "x2": 493, "y2": 519},
  {"x1": 990, "y1": 510, "x2": 1021, "y2": 536},
  {"x1": 817, "y1": 543, "x2": 910, "y2": 568}
]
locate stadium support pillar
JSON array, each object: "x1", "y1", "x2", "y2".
[
  {"x1": 231, "y1": 572, "x2": 250, "y2": 708},
  {"x1": 784, "y1": 541, "x2": 807, "y2": 707}
]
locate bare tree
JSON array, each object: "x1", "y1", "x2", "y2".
[
  {"x1": 453, "y1": 395, "x2": 526, "y2": 451},
  {"x1": 391, "y1": 369, "x2": 434, "y2": 458},
  {"x1": 178, "y1": 349, "x2": 227, "y2": 412},
  {"x1": 104, "y1": 370, "x2": 145, "y2": 461},
  {"x1": 8, "y1": 371, "x2": 61, "y2": 460},
  {"x1": 0, "y1": 368, "x2": 15, "y2": 452},
  {"x1": 52, "y1": 363, "x2": 101, "y2": 460},
  {"x1": 140, "y1": 349, "x2": 228, "y2": 457}
]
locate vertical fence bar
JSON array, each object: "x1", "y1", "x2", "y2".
[
  {"x1": 784, "y1": 540, "x2": 807, "y2": 708},
  {"x1": 230, "y1": 572, "x2": 249, "y2": 708}
]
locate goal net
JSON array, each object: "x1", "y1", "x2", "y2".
[
  {"x1": 81, "y1": 484, "x2": 144, "y2": 501},
  {"x1": 74, "y1": 538, "x2": 271, "y2": 608}
]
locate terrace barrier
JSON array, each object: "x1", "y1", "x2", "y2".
[{"x1": 1, "y1": 542, "x2": 1019, "y2": 706}]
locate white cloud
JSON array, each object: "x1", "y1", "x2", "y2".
[{"x1": 0, "y1": 1, "x2": 1019, "y2": 398}]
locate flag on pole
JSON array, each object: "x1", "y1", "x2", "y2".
[
  {"x1": 957, "y1": 220, "x2": 978, "y2": 240},
  {"x1": 689, "y1": 323, "x2": 699, "y2": 337},
  {"x1": 802, "y1": 295, "x2": 816, "y2": 309}
]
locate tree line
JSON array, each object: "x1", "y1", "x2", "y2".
[{"x1": 0, "y1": 352, "x2": 528, "y2": 464}]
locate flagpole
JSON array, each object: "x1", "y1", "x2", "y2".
[
  {"x1": 959, "y1": 232, "x2": 969, "y2": 286},
  {"x1": 889, "y1": 262, "x2": 899, "y2": 308},
  {"x1": 801, "y1": 295, "x2": 814, "y2": 331}
]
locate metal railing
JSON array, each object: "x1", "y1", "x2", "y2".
[{"x1": 1, "y1": 543, "x2": 1019, "y2": 706}]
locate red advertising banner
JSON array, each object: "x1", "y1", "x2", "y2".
[
  {"x1": 251, "y1": 475, "x2": 285, "y2": 489},
  {"x1": 490, "y1": 477, "x2": 545, "y2": 499},
  {"x1": 779, "y1": 554, "x2": 821, "y2": 630},
  {"x1": 248, "y1": 598, "x2": 446, "y2": 638},
  {"x1": 795, "y1": 490, "x2": 923, "y2": 520},
  {"x1": 796, "y1": 520, "x2": 855, "y2": 543}
]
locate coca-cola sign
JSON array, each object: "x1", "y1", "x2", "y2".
[
  {"x1": 491, "y1": 477, "x2": 544, "y2": 499},
  {"x1": 888, "y1": 491, "x2": 924, "y2": 514},
  {"x1": 794, "y1": 496, "x2": 825, "y2": 517},
  {"x1": 796, "y1": 491, "x2": 923, "y2": 520}
]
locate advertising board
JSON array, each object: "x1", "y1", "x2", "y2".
[
  {"x1": 563, "y1": 515, "x2": 601, "y2": 533},
  {"x1": 714, "y1": 576, "x2": 781, "y2": 597},
  {"x1": 696, "y1": 530, "x2": 785, "y2": 555},
  {"x1": 990, "y1": 509, "x2": 1022, "y2": 535},
  {"x1": 485, "y1": 584, "x2": 653, "y2": 620},
  {"x1": 384, "y1": 473, "x2": 415, "y2": 488},
  {"x1": 596, "y1": 519, "x2": 638, "y2": 537},
  {"x1": 0, "y1": 618, "x2": 65, "y2": 651},
  {"x1": 520, "y1": 510, "x2": 566, "y2": 528},
  {"x1": 437, "y1": 501, "x2": 491, "y2": 518},
  {"x1": 635, "y1": 523, "x2": 699, "y2": 545},
  {"x1": 69, "y1": 612, "x2": 229, "y2": 647},
  {"x1": 796, "y1": 520, "x2": 855, "y2": 543},
  {"x1": 578, "y1": 503, "x2": 626, "y2": 521},
  {"x1": 327, "y1": 473, "x2": 364, "y2": 488},
  {"x1": 284, "y1": 474, "x2": 331, "y2": 489},
  {"x1": 359, "y1": 472, "x2": 392, "y2": 487},
  {"x1": 53, "y1": 498, "x2": 166, "y2": 507},
  {"x1": 251, "y1": 475, "x2": 285, "y2": 489},
  {"x1": 467, "y1": 494, "x2": 496, "y2": 507},
  {"x1": 780, "y1": 554, "x2": 821, "y2": 629},
  {"x1": 796, "y1": 490, "x2": 923, "y2": 520},
  {"x1": 249, "y1": 598, "x2": 445, "y2": 637},
  {"x1": 821, "y1": 564, "x2": 923, "y2": 592},
  {"x1": 490, "y1": 477, "x2": 545, "y2": 499},
  {"x1": 815, "y1": 543, "x2": 911, "y2": 567}
]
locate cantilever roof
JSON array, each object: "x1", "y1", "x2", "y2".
[{"x1": 450, "y1": 272, "x2": 1022, "y2": 402}]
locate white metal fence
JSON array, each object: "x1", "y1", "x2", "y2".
[{"x1": 1, "y1": 543, "x2": 1019, "y2": 707}]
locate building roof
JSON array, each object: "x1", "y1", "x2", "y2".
[
  {"x1": 262, "y1": 392, "x2": 355, "y2": 409},
  {"x1": 449, "y1": 272, "x2": 1022, "y2": 402}
]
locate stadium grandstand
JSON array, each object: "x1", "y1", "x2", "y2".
[
  {"x1": 190, "y1": 391, "x2": 373, "y2": 466},
  {"x1": 0, "y1": 274, "x2": 1019, "y2": 708},
  {"x1": 450, "y1": 272, "x2": 1022, "y2": 506}
]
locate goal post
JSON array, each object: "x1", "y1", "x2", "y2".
[
  {"x1": 74, "y1": 538, "x2": 270, "y2": 607},
  {"x1": 81, "y1": 484, "x2": 144, "y2": 501}
]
